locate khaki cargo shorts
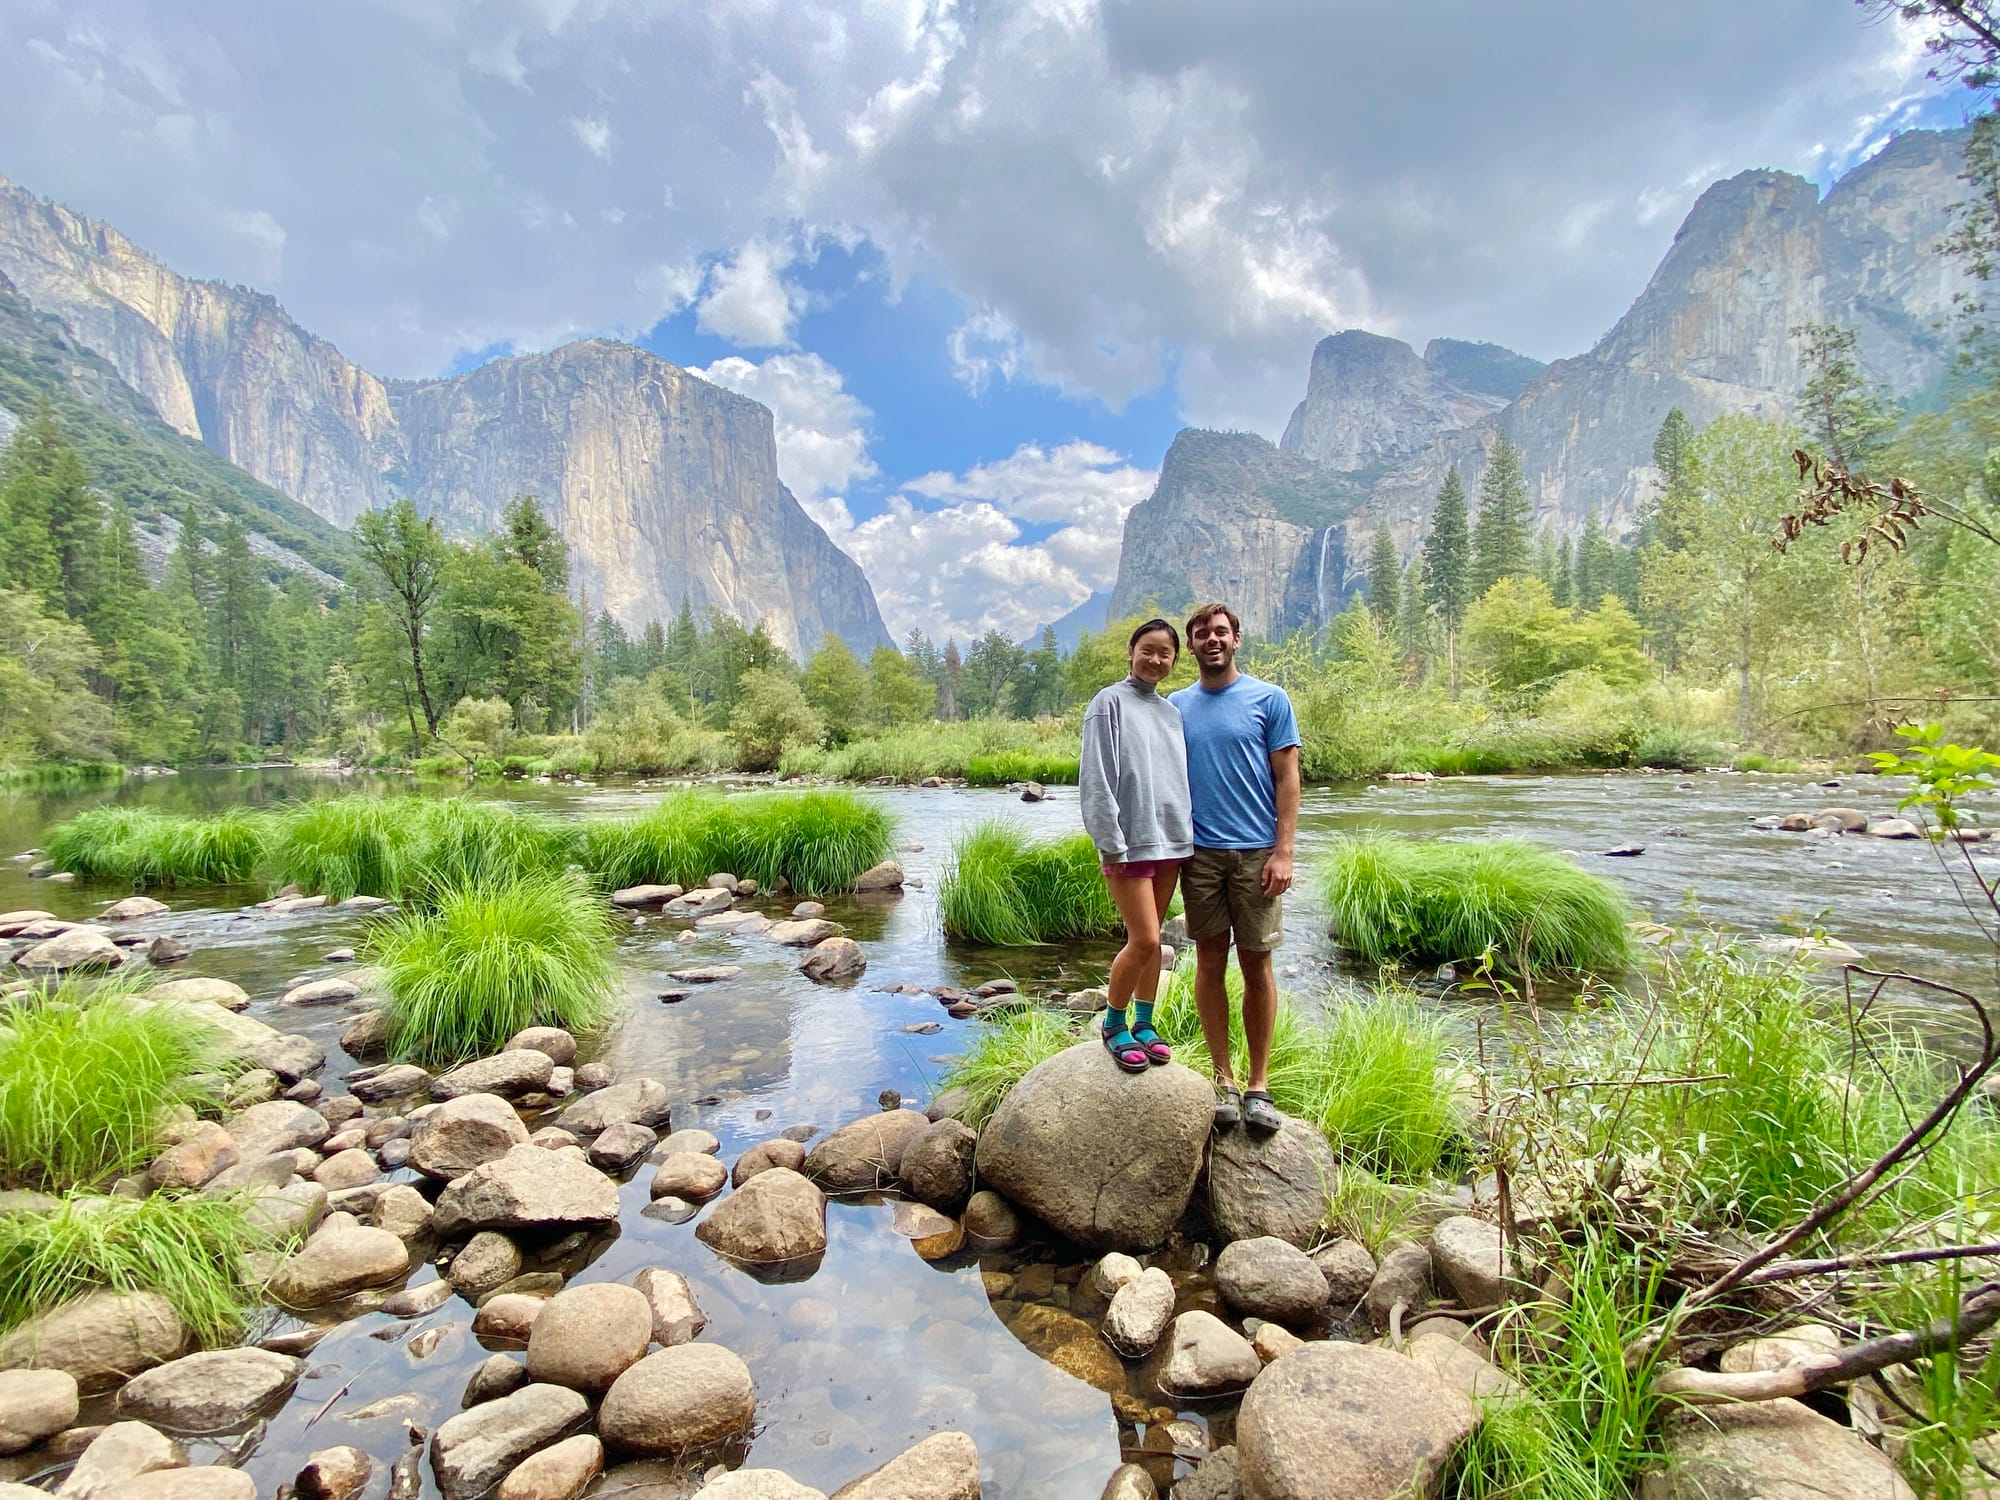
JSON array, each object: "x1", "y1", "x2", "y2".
[{"x1": 1181, "y1": 845, "x2": 1284, "y2": 952}]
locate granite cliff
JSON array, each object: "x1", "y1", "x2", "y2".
[
  {"x1": 1116, "y1": 128, "x2": 1973, "y2": 633},
  {"x1": 0, "y1": 174, "x2": 889, "y2": 656}
]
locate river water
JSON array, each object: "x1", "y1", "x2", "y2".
[{"x1": 1, "y1": 768, "x2": 1994, "y2": 1498}]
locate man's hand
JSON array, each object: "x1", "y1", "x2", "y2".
[{"x1": 1260, "y1": 849, "x2": 1294, "y2": 898}]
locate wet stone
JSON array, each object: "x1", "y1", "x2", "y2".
[
  {"x1": 1215, "y1": 1236, "x2": 1330, "y2": 1328},
  {"x1": 430, "y1": 1383, "x2": 590, "y2": 1500},
  {"x1": 597, "y1": 1346, "x2": 755, "y2": 1455},
  {"x1": 1161, "y1": 1311, "x2": 1260, "y2": 1397},
  {"x1": 1312, "y1": 1239, "x2": 1377, "y2": 1307},
  {"x1": 295, "y1": 1446, "x2": 371, "y2": 1500},
  {"x1": 655, "y1": 1129, "x2": 720, "y2": 1157},
  {"x1": 525, "y1": 1284, "x2": 654, "y2": 1394},
  {"x1": 0, "y1": 1369, "x2": 78, "y2": 1455},
  {"x1": 53, "y1": 1420, "x2": 184, "y2": 1498},
  {"x1": 464, "y1": 1354, "x2": 530, "y2": 1407},
  {"x1": 496, "y1": 1433, "x2": 602, "y2": 1500},
  {"x1": 633, "y1": 1270, "x2": 705, "y2": 1347},
  {"x1": 434, "y1": 1051, "x2": 555, "y2": 1101},
  {"x1": 731, "y1": 1139, "x2": 806, "y2": 1187},
  {"x1": 269, "y1": 1227, "x2": 409, "y2": 1308},
  {"x1": 114, "y1": 1350, "x2": 302, "y2": 1432},
  {"x1": 588, "y1": 1123, "x2": 658, "y2": 1172},
  {"x1": 650, "y1": 1154, "x2": 727, "y2": 1202},
  {"x1": 1104, "y1": 1267, "x2": 1175, "y2": 1358},
  {"x1": 506, "y1": 1027, "x2": 577, "y2": 1067},
  {"x1": 450, "y1": 1232, "x2": 525, "y2": 1298}
]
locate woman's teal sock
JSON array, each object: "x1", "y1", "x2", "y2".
[
  {"x1": 1103, "y1": 1006, "x2": 1128, "y2": 1035},
  {"x1": 1133, "y1": 1000, "x2": 1155, "y2": 1031}
]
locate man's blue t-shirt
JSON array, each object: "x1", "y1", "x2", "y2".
[{"x1": 1169, "y1": 673, "x2": 1301, "y2": 850}]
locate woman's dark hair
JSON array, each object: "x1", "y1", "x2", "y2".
[{"x1": 1128, "y1": 617, "x2": 1181, "y2": 657}]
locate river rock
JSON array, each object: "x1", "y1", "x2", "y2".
[
  {"x1": 145, "y1": 936, "x2": 192, "y2": 964},
  {"x1": 598, "y1": 1346, "x2": 755, "y2": 1454},
  {"x1": 146, "y1": 978, "x2": 249, "y2": 1011},
  {"x1": 412, "y1": 1093, "x2": 533, "y2": 1179},
  {"x1": 651, "y1": 1154, "x2": 727, "y2": 1202},
  {"x1": 556, "y1": 1078, "x2": 670, "y2": 1136},
  {"x1": 1161, "y1": 1311, "x2": 1260, "y2": 1397},
  {"x1": 589, "y1": 1122, "x2": 658, "y2": 1171},
  {"x1": 1815, "y1": 807, "x2": 1869, "y2": 832},
  {"x1": 0, "y1": 1369, "x2": 77, "y2": 1454},
  {"x1": 114, "y1": 1350, "x2": 301, "y2": 1432},
  {"x1": 829, "y1": 1431, "x2": 978, "y2": 1499},
  {"x1": 695, "y1": 1168, "x2": 826, "y2": 1264},
  {"x1": 799, "y1": 938, "x2": 868, "y2": 983},
  {"x1": 225, "y1": 1100, "x2": 329, "y2": 1159},
  {"x1": 1207, "y1": 1117, "x2": 1339, "y2": 1248},
  {"x1": 767, "y1": 919, "x2": 838, "y2": 947},
  {"x1": 633, "y1": 1270, "x2": 705, "y2": 1347},
  {"x1": 338, "y1": 1010, "x2": 395, "y2": 1058},
  {"x1": 1718, "y1": 1322, "x2": 1842, "y2": 1374},
  {"x1": 1099, "y1": 1465, "x2": 1158, "y2": 1500},
  {"x1": 372, "y1": 1185, "x2": 433, "y2": 1241},
  {"x1": 664, "y1": 887, "x2": 735, "y2": 917},
  {"x1": 18, "y1": 928, "x2": 124, "y2": 973},
  {"x1": 1639, "y1": 1397, "x2": 1913, "y2": 1500},
  {"x1": 1104, "y1": 1267, "x2": 1176, "y2": 1357},
  {"x1": 0, "y1": 1292, "x2": 186, "y2": 1390},
  {"x1": 1362, "y1": 1241, "x2": 1433, "y2": 1326},
  {"x1": 1405, "y1": 1330, "x2": 1527, "y2": 1407},
  {"x1": 101, "y1": 897, "x2": 169, "y2": 921},
  {"x1": 654, "y1": 1129, "x2": 719, "y2": 1157},
  {"x1": 1172, "y1": 1448, "x2": 1238, "y2": 1500},
  {"x1": 502, "y1": 1027, "x2": 576, "y2": 1067},
  {"x1": 312, "y1": 1149, "x2": 380, "y2": 1191},
  {"x1": 526, "y1": 1284, "x2": 653, "y2": 1394},
  {"x1": 611, "y1": 885, "x2": 681, "y2": 909},
  {"x1": 1312, "y1": 1239, "x2": 1378, "y2": 1306},
  {"x1": 464, "y1": 1354, "x2": 530, "y2": 1407},
  {"x1": 1867, "y1": 818, "x2": 1923, "y2": 839},
  {"x1": 496, "y1": 1433, "x2": 602, "y2": 1500},
  {"x1": 450, "y1": 1232, "x2": 525, "y2": 1298},
  {"x1": 0, "y1": 911, "x2": 53, "y2": 938},
  {"x1": 295, "y1": 1446, "x2": 371, "y2": 1500},
  {"x1": 430, "y1": 1383, "x2": 590, "y2": 1500},
  {"x1": 1091, "y1": 1253, "x2": 1144, "y2": 1296},
  {"x1": 281, "y1": 978, "x2": 360, "y2": 1006},
  {"x1": 241, "y1": 1180, "x2": 328, "y2": 1240},
  {"x1": 975, "y1": 1041, "x2": 1210, "y2": 1251},
  {"x1": 55, "y1": 1422, "x2": 186, "y2": 1499},
  {"x1": 1429, "y1": 1217, "x2": 1513, "y2": 1308},
  {"x1": 433, "y1": 1145, "x2": 620, "y2": 1234},
  {"x1": 148, "y1": 1124, "x2": 238, "y2": 1192},
  {"x1": 803, "y1": 1109, "x2": 930, "y2": 1192},
  {"x1": 850, "y1": 861, "x2": 904, "y2": 893},
  {"x1": 961, "y1": 1190, "x2": 1020, "y2": 1250},
  {"x1": 270, "y1": 1227, "x2": 408, "y2": 1307},
  {"x1": 473, "y1": 1295, "x2": 549, "y2": 1343},
  {"x1": 897, "y1": 1119, "x2": 977, "y2": 1212},
  {"x1": 731, "y1": 1139, "x2": 807, "y2": 1186},
  {"x1": 1237, "y1": 1341, "x2": 1479, "y2": 1500},
  {"x1": 434, "y1": 1051, "x2": 556, "y2": 1101},
  {"x1": 701, "y1": 1474, "x2": 826, "y2": 1500},
  {"x1": 1215, "y1": 1237, "x2": 1330, "y2": 1328}
]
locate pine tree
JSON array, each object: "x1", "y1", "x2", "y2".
[
  {"x1": 1394, "y1": 553, "x2": 1432, "y2": 679},
  {"x1": 1533, "y1": 529, "x2": 1561, "y2": 591},
  {"x1": 1366, "y1": 523, "x2": 1401, "y2": 626},
  {"x1": 1793, "y1": 322, "x2": 1895, "y2": 473},
  {"x1": 1554, "y1": 536, "x2": 1575, "y2": 608},
  {"x1": 1650, "y1": 408, "x2": 1695, "y2": 515},
  {"x1": 1470, "y1": 434, "x2": 1532, "y2": 595},
  {"x1": 937, "y1": 639, "x2": 963, "y2": 721},
  {"x1": 1574, "y1": 505, "x2": 1616, "y2": 609},
  {"x1": 208, "y1": 522, "x2": 272, "y2": 744},
  {"x1": 1421, "y1": 467, "x2": 1472, "y2": 693}
]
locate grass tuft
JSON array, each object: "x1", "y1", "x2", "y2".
[
  {"x1": 264, "y1": 797, "x2": 415, "y2": 901},
  {"x1": 964, "y1": 750, "x2": 1081, "y2": 787},
  {"x1": 580, "y1": 789, "x2": 893, "y2": 897},
  {"x1": 938, "y1": 822, "x2": 1119, "y2": 945},
  {"x1": 0, "y1": 981, "x2": 226, "y2": 1190},
  {"x1": 1320, "y1": 833, "x2": 1636, "y2": 975},
  {"x1": 0, "y1": 1192, "x2": 291, "y2": 1343},
  {"x1": 365, "y1": 870, "x2": 619, "y2": 1063},
  {"x1": 43, "y1": 806, "x2": 271, "y2": 887}
]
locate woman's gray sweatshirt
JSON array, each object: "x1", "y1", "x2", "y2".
[{"x1": 1079, "y1": 676, "x2": 1194, "y2": 862}]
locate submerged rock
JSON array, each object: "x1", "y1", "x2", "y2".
[
  {"x1": 556, "y1": 1078, "x2": 670, "y2": 1136},
  {"x1": 828, "y1": 1431, "x2": 978, "y2": 1499},
  {"x1": 633, "y1": 1270, "x2": 705, "y2": 1348},
  {"x1": 695, "y1": 1168, "x2": 826, "y2": 1265}
]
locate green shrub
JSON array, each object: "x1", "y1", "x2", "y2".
[
  {"x1": 0, "y1": 1192, "x2": 289, "y2": 1343},
  {"x1": 964, "y1": 750, "x2": 1081, "y2": 786},
  {"x1": 366, "y1": 871, "x2": 618, "y2": 1063},
  {"x1": 43, "y1": 806, "x2": 270, "y2": 887},
  {"x1": 0, "y1": 983, "x2": 226, "y2": 1189},
  {"x1": 0, "y1": 763, "x2": 122, "y2": 791},
  {"x1": 1319, "y1": 833, "x2": 1636, "y2": 974},
  {"x1": 938, "y1": 822, "x2": 1118, "y2": 945}
]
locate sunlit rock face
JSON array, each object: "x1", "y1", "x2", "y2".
[{"x1": 0, "y1": 176, "x2": 889, "y2": 656}]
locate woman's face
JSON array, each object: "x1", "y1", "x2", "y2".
[{"x1": 1129, "y1": 628, "x2": 1178, "y2": 684}]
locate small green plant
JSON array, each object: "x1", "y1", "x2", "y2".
[
  {"x1": 366, "y1": 870, "x2": 618, "y2": 1062},
  {"x1": 938, "y1": 822, "x2": 1118, "y2": 945},
  {"x1": 934, "y1": 1007, "x2": 1082, "y2": 1129},
  {"x1": 0, "y1": 983, "x2": 226, "y2": 1190},
  {"x1": 1319, "y1": 833, "x2": 1636, "y2": 974},
  {"x1": 1319, "y1": 1170, "x2": 1421, "y2": 1257},
  {"x1": 0, "y1": 1192, "x2": 291, "y2": 1343}
]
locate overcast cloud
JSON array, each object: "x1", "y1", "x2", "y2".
[{"x1": 0, "y1": 0, "x2": 1959, "y2": 640}]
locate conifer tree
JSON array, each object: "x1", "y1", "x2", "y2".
[
  {"x1": 1554, "y1": 536, "x2": 1575, "y2": 608},
  {"x1": 1574, "y1": 505, "x2": 1616, "y2": 609},
  {"x1": 1470, "y1": 434, "x2": 1532, "y2": 595},
  {"x1": 1394, "y1": 552, "x2": 1432, "y2": 679},
  {"x1": 1366, "y1": 523, "x2": 1401, "y2": 626},
  {"x1": 1421, "y1": 467, "x2": 1472, "y2": 693}
]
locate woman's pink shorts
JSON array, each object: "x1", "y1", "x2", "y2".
[{"x1": 1101, "y1": 858, "x2": 1185, "y2": 880}]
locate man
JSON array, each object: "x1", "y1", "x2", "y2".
[{"x1": 1170, "y1": 602, "x2": 1301, "y2": 1134}]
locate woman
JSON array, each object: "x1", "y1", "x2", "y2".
[{"x1": 1079, "y1": 618, "x2": 1193, "y2": 1073}]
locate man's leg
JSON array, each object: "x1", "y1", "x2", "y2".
[
  {"x1": 1193, "y1": 934, "x2": 1237, "y2": 1087},
  {"x1": 1237, "y1": 946, "x2": 1278, "y2": 1094}
]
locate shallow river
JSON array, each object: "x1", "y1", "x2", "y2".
[{"x1": 1, "y1": 768, "x2": 1994, "y2": 1498}]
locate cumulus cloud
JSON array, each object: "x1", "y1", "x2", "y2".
[
  {"x1": 690, "y1": 350, "x2": 877, "y2": 505},
  {"x1": 695, "y1": 237, "x2": 806, "y2": 348},
  {"x1": 567, "y1": 115, "x2": 612, "y2": 160}
]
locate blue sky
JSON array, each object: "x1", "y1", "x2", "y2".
[{"x1": 0, "y1": 0, "x2": 1976, "y2": 642}]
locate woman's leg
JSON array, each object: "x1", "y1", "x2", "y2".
[
  {"x1": 1105, "y1": 869, "x2": 1166, "y2": 1015},
  {"x1": 1126, "y1": 864, "x2": 1180, "y2": 1062}
]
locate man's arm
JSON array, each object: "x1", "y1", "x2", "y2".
[{"x1": 1262, "y1": 745, "x2": 1301, "y2": 897}]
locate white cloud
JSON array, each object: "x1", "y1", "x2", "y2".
[
  {"x1": 568, "y1": 114, "x2": 612, "y2": 159},
  {"x1": 695, "y1": 237, "x2": 806, "y2": 348},
  {"x1": 219, "y1": 207, "x2": 285, "y2": 281},
  {"x1": 690, "y1": 350, "x2": 877, "y2": 502}
]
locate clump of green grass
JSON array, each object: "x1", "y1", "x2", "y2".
[
  {"x1": 1630, "y1": 726, "x2": 1730, "y2": 771},
  {"x1": 1320, "y1": 833, "x2": 1636, "y2": 975},
  {"x1": 934, "y1": 1007, "x2": 1082, "y2": 1129},
  {"x1": 0, "y1": 982, "x2": 226, "y2": 1190},
  {"x1": 264, "y1": 796, "x2": 416, "y2": 901},
  {"x1": 938, "y1": 822, "x2": 1118, "y2": 945},
  {"x1": 0, "y1": 1192, "x2": 291, "y2": 1344},
  {"x1": 0, "y1": 763, "x2": 123, "y2": 791},
  {"x1": 42, "y1": 807, "x2": 271, "y2": 887},
  {"x1": 779, "y1": 720, "x2": 1078, "y2": 783},
  {"x1": 408, "y1": 798, "x2": 577, "y2": 899},
  {"x1": 365, "y1": 871, "x2": 618, "y2": 1063},
  {"x1": 580, "y1": 789, "x2": 893, "y2": 896},
  {"x1": 964, "y1": 750, "x2": 1081, "y2": 787}
]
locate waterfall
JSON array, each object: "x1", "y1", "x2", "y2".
[{"x1": 1315, "y1": 528, "x2": 1337, "y2": 627}]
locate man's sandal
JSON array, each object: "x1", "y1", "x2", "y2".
[
  {"x1": 1102, "y1": 1025, "x2": 1149, "y2": 1074},
  {"x1": 1130, "y1": 1025, "x2": 1172, "y2": 1066},
  {"x1": 1242, "y1": 1090, "x2": 1282, "y2": 1134},
  {"x1": 1213, "y1": 1084, "x2": 1243, "y2": 1129}
]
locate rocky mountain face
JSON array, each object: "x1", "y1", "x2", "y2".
[
  {"x1": 1117, "y1": 128, "x2": 1973, "y2": 633},
  {"x1": 0, "y1": 174, "x2": 890, "y2": 657}
]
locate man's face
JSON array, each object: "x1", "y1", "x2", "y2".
[{"x1": 1190, "y1": 613, "x2": 1239, "y2": 674}]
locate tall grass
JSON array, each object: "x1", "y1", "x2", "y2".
[
  {"x1": 0, "y1": 982, "x2": 226, "y2": 1190},
  {"x1": 44, "y1": 806, "x2": 271, "y2": 887},
  {"x1": 580, "y1": 789, "x2": 894, "y2": 896},
  {"x1": 365, "y1": 871, "x2": 619, "y2": 1063},
  {"x1": 407, "y1": 799, "x2": 577, "y2": 897},
  {"x1": 938, "y1": 822, "x2": 1119, "y2": 945},
  {"x1": 0, "y1": 763, "x2": 123, "y2": 791},
  {"x1": 0, "y1": 1192, "x2": 289, "y2": 1344},
  {"x1": 964, "y1": 750, "x2": 1081, "y2": 787},
  {"x1": 1320, "y1": 833, "x2": 1636, "y2": 975},
  {"x1": 780, "y1": 719, "x2": 1078, "y2": 783},
  {"x1": 264, "y1": 797, "x2": 415, "y2": 900},
  {"x1": 934, "y1": 1008, "x2": 1080, "y2": 1130}
]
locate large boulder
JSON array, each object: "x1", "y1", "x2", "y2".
[
  {"x1": 17, "y1": 928, "x2": 123, "y2": 973},
  {"x1": 0, "y1": 1368, "x2": 78, "y2": 1454},
  {"x1": 268, "y1": 1227, "x2": 409, "y2": 1308},
  {"x1": 1638, "y1": 1398, "x2": 1914, "y2": 1500},
  {"x1": 524, "y1": 1285, "x2": 654, "y2": 1395},
  {"x1": 897, "y1": 1119, "x2": 977, "y2": 1212},
  {"x1": 1206, "y1": 1118, "x2": 1339, "y2": 1248},
  {"x1": 0, "y1": 1292, "x2": 186, "y2": 1390},
  {"x1": 433, "y1": 1146, "x2": 620, "y2": 1235},
  {"x1": 974, "y1": 1042, "x2": 1210, "y2": 1250},
  {"x1": 114, "y1": 1350, "x2": 302, "y2": 1432},
  {"x1": 433, "y1": 1051, "x2": 556, "y2": 1101},
  {"x1": 597, "y1": 1346, "x2": 755, "y2": 1455},
  {"x1": 829, "y1": 1431, "x2": 979, "y2": 1499},
  {"x1": 555, "y1": 1079, "x2": 670, "y2": 1137},
  {"x1": 803, "y1": 1110, "x2": 931, "y2": 1192},
  {"x1": 1214, "y1": 1237, "x2": 1331, "y2": 1328},
  {"x1": 695, "y1": 1169, "x2": 826, "y2": 1266},
  {"x1": 430, "y1": 1384, "x2": 590, "y2": 1500},
  {"x1": 411, "y1": 1094, "x2": 533, "y2": 1179},
  {"x1": 1236, "y1": 1342, "x2": 1479, "y2": 1500}
]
